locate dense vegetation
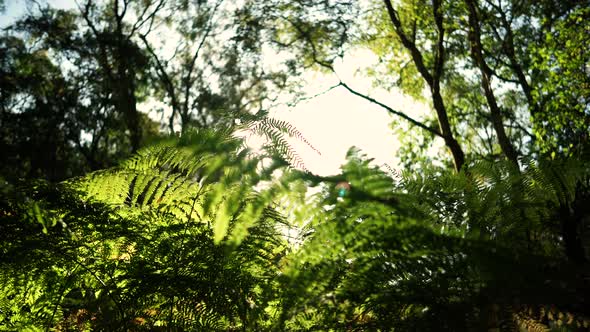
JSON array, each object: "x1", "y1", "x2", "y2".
[{"x1": 1, "y1": 0, "x2": 589, "y2": 330}]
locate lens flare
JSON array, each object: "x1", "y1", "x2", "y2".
[{"x1": 335, "y1": 181, "x2": 351, "y2": 197}]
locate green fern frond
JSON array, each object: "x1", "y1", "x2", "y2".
[
  {"x1": 249, "y1": 117, "x2": 321, "y2": 155},
  {"x1": 242, "y1": 116, "x2": 320, "y2": 171},
  {"x1": 1, "y1": 127, "x2": 292, "y2": 331}
]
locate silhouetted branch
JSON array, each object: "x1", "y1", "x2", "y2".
[{"x1": 338, "y1": 81, "x2": 442, "y2": 138}]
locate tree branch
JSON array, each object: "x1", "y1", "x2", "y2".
[
  {"x1": 383, "y1": 0, "x2": 434, "y2": 86},
  {"x1": 465, "y1": 0, "x2": 519, "y2": 166},
  {"x1": 485, "y1": 0, "x2": 538, "y2": 116},
  {"x1": 129, "y1": 0, "x2": 166, "y2": 37},
  {"x1": 383, "y1": 0, "x2": 465, "y2": 171},
  {"x1": 182, "y1": 0, "x2": 223, "y2": 127},
  {"x1": 338, "y1": 81, "x2": 442, "y2": 137},
  {"x1": 139, "y1": 34, "x2": 180, "y2": 133},
  {"x1": 76, "y1": 0, "x2": 115, "y2": 83}
]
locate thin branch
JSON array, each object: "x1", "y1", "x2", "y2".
[
  {"x1": 286, "y1": 83, "x2": 341, "y2": 106},
  {"x1": 338, "y1": 81, "x2": 442, "y2": 137},
  {"x1": 76, "y1": 0, "x2": 115, "y2": 84},
  {"x1": 282, "y1": 15, "x2": 336, "y2": 71},
  {"x1": 129, "y1": 0, "x2": 166, "y2": 37},
  {"x1": 139, "y1": 34, "x2": 179, "y2": 133},
  {"x1": 183, "y1": 0, "x2": 224, "y2": 116},
  {"x1": 485, "y1": 0, "x2": 538, "y2": 115},
  {"x1": 506, "y1": 121, "x2": 534, "y2": 139}
]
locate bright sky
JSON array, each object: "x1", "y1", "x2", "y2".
[
  {"x1": 266, "y1": 51, "x2": 430, "y2": 175},
  {"x1": 0, "y1": 0, "x2": 73, "y2": 23},
  {"x1": 1, "y1": 0, "x2": 431, "y2": 176}
]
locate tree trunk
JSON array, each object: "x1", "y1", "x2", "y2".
[
  {"x1": 117, "y1": 62, "x2": 141, "y2": 152},
  {"x1": 561, "y1": 208, "x2": 587, "y2": 264},
  {"x1": 561, "y1": 183, "x2": 590, "y2": 264},
  {"x1": 432, "y1": 86, "x2": 465, "y2": 171},
  {"x1": 115, "y1": 38, "x2": 141, "y2": 152},
  {"x1": 383, "y1": 0, "x2": 465, "y2": 172},
  {"x1": 465, "y1": 0, "x2": 519, "y2": 167}
]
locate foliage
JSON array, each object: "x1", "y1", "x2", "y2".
[
  {"x1": 532, "y1": 6, "x2": 590, "y2": 156},
  {"x1": 0, "y1": 128, "x2": 290, "y2": 330},
  {"x1": 0, "y1": 35, "x2": 88, "y2": 181},
  {"x1": 2, "y1": 0, "x2": 590, "y2": 331},
  {"x1": 278, "y1": 149, "x2": 590, "y2": 331},
  {"x1": 2, "y1": 128, "x2": 590, "y2": 330},
  {"x1": 243, "y1": 0, "x2": 359, "y2": 73},
  {"x1": 1, "y1": 0, "x2": 299, "y2": 181}
]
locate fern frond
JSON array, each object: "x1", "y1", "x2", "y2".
[
  {"x1": 250, "y1": 117, "x2": 321, "y2": 155},
  {"x1": 242, "y1": 116, "x2": 320, "y2": 171}
]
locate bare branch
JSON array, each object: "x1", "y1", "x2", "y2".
[
  {"x1": 129, "y1": 0, "x2": 166, "y2": 37},
  {"x1": 281, "y1": 15, "x2": 337, "y2": 72},
  {"x1": 287, "y1": 83, "x2": 341, "y2": 106},
  {"x1": 76, "y1": 0, "x2": 116, "y2": 84},
  {"x1": 182, "y1": 0, "x2": 224, "y2": 117},
  {"x1": 139, "y1": 34, "x2": 180, "y2": 133},
  {"x1": 338, "y1": 81, "x2": 442, "y2": 138}
]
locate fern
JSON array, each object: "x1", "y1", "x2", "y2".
[
  {"x1": 2, "y1": 126, "x2": 589, "y2": 330},
  {"x1": 243, "y1": 116, "x2": 321, "y2": 171},
  {"x1": 0, "y1": 128, "x2": 292, "y2": 330},
  {"x1": 273, "y1": 150, "x2": 590, "y2": 331}
]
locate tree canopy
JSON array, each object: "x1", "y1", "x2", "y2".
[{"x1": 1, "y1": 0, "x2": 589, "y2": 330}]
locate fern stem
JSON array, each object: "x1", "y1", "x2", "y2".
[
  {"x1": 57, "y1": 252, "x2": 126, "y2": 327},
  {"x1": 45, "y1": 266, "x2": 78, "y2": 331}
]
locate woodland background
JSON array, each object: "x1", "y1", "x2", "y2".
[{"x1": 1, "y1": 0, "x2": 589, "y2": 330}]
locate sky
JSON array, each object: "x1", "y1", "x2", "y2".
[
  {"x1": 1, "y1": 0, "x2": 430, "y2": 176},
  {"x1": 0, "y1": 0, "x2": 73, "y2": 24},
  {"x1": 264, "y1": 52, "x2": 430, "y2": 175}
]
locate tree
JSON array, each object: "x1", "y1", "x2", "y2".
[
  {"x1": 0, "y1": 35, "x2": 87, "y2": 181},
  {"x1": 254, "y1": 0, "x2": 586, "y2": 172},
  {"x1": 2, "y1": 0, "x2": 590, "y2": 330},
  {"x1": 14, "y1": 1, "x2": 160, "y2": 153},
  {"x1": 76, "y1": 0, "x2": 151, "y2": 152},
  {"x1": 139, "y1": 0, "x2": 285, "y2": 133},
  {"x1": 3, "y1": 0, "x2": 292, "y2": 179},
  {"x1": 5, "y1": 3, "x2": 158, "y2": 175},
  {"x1": 464, "y1": 0, "x2": 519, "y2": 166},
  {"x1": 0, "y1": 127, "x2": 290, "y2": 330}
]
